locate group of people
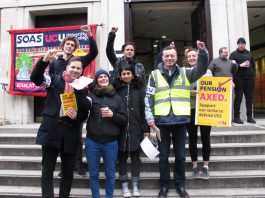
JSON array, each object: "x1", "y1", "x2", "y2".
[{"x1": 30, "y1": 23, "x2": 256, "y2": 198}]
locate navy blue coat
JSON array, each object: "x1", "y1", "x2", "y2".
[{"x1": 30, "y1": 59, "x2": 90, "y2": 153}]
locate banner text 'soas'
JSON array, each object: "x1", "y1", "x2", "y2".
[{"x1": 8, "y1": 25, "x2": 97, "y2": 96}]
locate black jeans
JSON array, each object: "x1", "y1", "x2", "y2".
[
  {"x1": 158, "y1": 124, "x2": 187, "y2": 188},
  {"x1": 74, "y1": 123, "x2": 84, "y2": 170},
  {"x1": 118, "y1": 150, "x2": 140, "y2": 183},
  {"x1": 41, "y1": 146, "x2": 75, "y2": 198},
  {"x1": 233, "y1": 77, "x2": 255, "y2": 118},
  {"x1": 187, "y1": 109, "x2": 211, "y2": 162}
]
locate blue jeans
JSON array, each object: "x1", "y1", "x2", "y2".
[
  {"x1": 158, "y1": 124, "x2": 187, "y2": 188},
  {"x1": 85, "y1": 138, "x2": 118, "y2": 198}
]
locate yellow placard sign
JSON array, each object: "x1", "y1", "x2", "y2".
[
  {"x1": 195, "y1": 76, "x2": 232, "y2": 127},
  {"x1": 60, "y1": 92, "x2": 78, "y2": 116}
]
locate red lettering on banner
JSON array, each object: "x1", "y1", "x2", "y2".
[
  {"x1": 199, "y1": 93, "x2": 224, "y2": 101},
  {"x1": 45, "y1": 34, "x2": 59, "y2": 42}
]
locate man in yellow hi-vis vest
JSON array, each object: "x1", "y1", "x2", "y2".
[{"x1": 145, "y1": 41, "x2": 208, "y2": 198}]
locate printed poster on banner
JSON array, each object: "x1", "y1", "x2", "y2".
[
  {"x1": 8, "y1": 25, "x2": 97, "y2": 96},
  {"x1": 195, "y1": 76, "x2": 232, "y2": 127}
]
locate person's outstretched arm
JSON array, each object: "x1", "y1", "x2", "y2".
[
  {"x1": 106, "y1": 27, "x2": 119, "y2": 66},
  {"x1": 79, "y1": 25, "x2": 98, "y2": 69},
  {"x1": 30, "y1": 50, "x2": 57, "y2": 86}
]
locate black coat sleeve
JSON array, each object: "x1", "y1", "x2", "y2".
[
  {"x1": 106, "y1": 32, "x2": 119, "y2": 66},
  {"x1": 140, "y1": 88, "x2": 150, "y2": 133},
  {"x1": 30, "y1": 58, "x2": 49, "y2": 86},
  {"x1": 74, "y1": 88, "x2": 92, "y2": 124},
  {"x1": 80, "y1": 36, "x2": 98, "y2": 69}
]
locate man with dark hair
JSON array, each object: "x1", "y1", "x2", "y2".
[
  {"x1": 47, "y1": 25, "x2": 98, "y2": 75},
  {"x1": 145, "y1": 41, "x2": 208, "y2": 198},
  {"x1": 41, "y1": 25, "x2": 98, "y2": 176},
  {"x1": 208, "y1": 47, "x2": 237, "y2": 77},
  {"x1": 31, "y1": 55, "x2": 91, "y2": 197},
  {"x1": 156, "y1": 39, "x2": 175, "y2": 66},
  {"x1": 229, "y1": 37, "x2": 256, "y2": 124},
  {"x1": 106, "y1": 27, "x2": 146, "y2": 84}
]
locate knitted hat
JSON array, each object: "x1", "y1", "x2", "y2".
[
  {"x1": 161, "y1": 39, "x2": 174, "y2": 48},
  {"x1": 95, "y1": 69, "x2": 110, "y2": 85},
  {"x1": 237, "y1": 37, "x2": 246, "y2": 44}
]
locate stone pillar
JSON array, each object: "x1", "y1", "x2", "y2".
[{"x1": 210, "y1": 0, "x2": 250, "y2": 121}]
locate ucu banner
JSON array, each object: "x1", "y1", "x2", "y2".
[{"x1": 8, "y1": 24, "x2": 97, "y2": 96}]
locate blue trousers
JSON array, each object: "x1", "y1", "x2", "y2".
[{"x1": 85, "y1": 138, "x2": 118, "y2": 198}]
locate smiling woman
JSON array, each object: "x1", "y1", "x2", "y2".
[{"x1": 85, "y1": 69, "x2": 127, "y2": 198}]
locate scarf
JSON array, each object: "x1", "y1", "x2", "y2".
[
  {"x1": 63, "y1": 71, "x2": 75, "y2": 93},
  {"x1": 94, "y1": 84, "x2": 116, "y2": 96},
  {"x1": 59, "y1": 71, "x2": 75, "y2": 117}
]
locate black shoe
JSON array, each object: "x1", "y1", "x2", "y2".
[
  {"x1": 58, "y1": 171, "x2": 62, "y2": 178},
  {"x1": 176, "y1": 186, "x2": 190, "y2": 198},
  {"x1": 158, "y1": 187, "x2": 168, "y2": 198},
  {"x1": 233, "y1": 117, "x2": 244, "y2": 124},
  {"x1": 76, "y1": 166, "x2": 86, "y2": 176},
  {"x1": 247, "y1": 117, "x2": 256, "y2": 124}
]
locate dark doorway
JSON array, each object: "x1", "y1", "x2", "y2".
[
  {"x1": 247, "y1": 1, "x2": 265, "y2": 115},
  {"x1": 125, "y1": 0, "x2": 212, "y2": 74},
  {"x1": 34, "y1": 13, "x2": 87, "y2": 122}
]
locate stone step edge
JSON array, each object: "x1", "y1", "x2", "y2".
[
  {"x1": 0, "y1": 169, "x2": 264, "y2": 179},
  {"x1": 1, "y1": 142, "x2": 265, "y2": 149},
  {"x1": 2, "y1": 130, "x2": 265, "y2": 137},
  {"x1": 0, "y1": 155, "x2": 264, "y2": 163},
  {"x1": 0, "y1": 186, "x2": 264, "y2": 197}
]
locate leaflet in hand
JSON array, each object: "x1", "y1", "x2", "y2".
[
  {"x1": 69, "y1": 76, "x2": 93, "y2": 90},
  {"x1": 140, "y1": 136, "x2": 160, "y2": 160},
  {"x1": 150, "y1": 125, "x2": 161, "y2": 142},
  {"x1": 60, "y1": 92, "x2": 77, "y2": 116}
]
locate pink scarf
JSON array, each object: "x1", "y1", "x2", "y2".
[{"x1": 63, "y1": 71, "x2": 74, "y2": 93}]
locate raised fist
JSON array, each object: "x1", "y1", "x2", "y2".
[
  {"x1": 196, "y1": 40, "x2": 206, "y2": 50},
  {"x1": 43, "y1": 49, "x2": 58, "y2": 62},
  {"x1": 111, "y1": 27, "x2": 118, "y2": 34},
  {"x1": 80, "y1": 25, "x2": 92, "y2": 37}
]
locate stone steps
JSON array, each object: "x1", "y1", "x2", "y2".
[
  {"x1": 0, "y1": 122, "x2": 265, "y2": 197},
  {"x1": 1, "y1": 130, "x2": 265, "y2": 144},
  {"x1": 0, "y1": 186, "x2": 264, "y2": 198},
  {"x1": 0, "y1": 169, "x2": 264, "y2": 189},
  {"x1": 0, "y1": 155, "x2": 264, "y2": 171},
  {"x1": 1, "y1": 142, "x2": 265, "y2": 156}
]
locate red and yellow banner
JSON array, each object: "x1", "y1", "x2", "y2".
[
  {"x1": 195, "y1": 76, "x2": 232, "y2": 127},
  {"x1": 8, "y1": 24, "x2": 97, "y2": 96}
]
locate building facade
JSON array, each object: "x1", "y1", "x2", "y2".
[{"x1": 0, "y1": 0, "x2": 264, "y2": 124}]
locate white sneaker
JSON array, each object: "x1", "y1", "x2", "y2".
[
  {"x1": 132, "y1": 182, "x2": 141, "y2": 197},
  {"x1": 122, "y1": 182, "x2": 132, "y2": 197}
]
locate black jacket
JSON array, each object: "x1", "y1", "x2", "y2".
[
  {"x1": 30, "y1": 59, "x2": 90, "y2": 153},
  {"x1": 229, "y1": 49, "x2": 255, "y2": 78},
  {"x1": 86, "y1": 90, "x2": 127, "y2": 143},
  {"x1": 106, "y1": 32, "x2": 146, "y2": 84},
  {"x1": 114, "y1": 78, "x2": 149, "y2": 151},
  {"x1": 48, "y1": 36, "x2": 98, "y2": 75}
]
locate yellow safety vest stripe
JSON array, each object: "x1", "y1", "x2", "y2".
[{"x1": 152, "y1": 68, "x2": 190, "y2": 116}]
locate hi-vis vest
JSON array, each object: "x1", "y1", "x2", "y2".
[{"x1": 152, "y1": 68, "x2": 191, "y2": 116}]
